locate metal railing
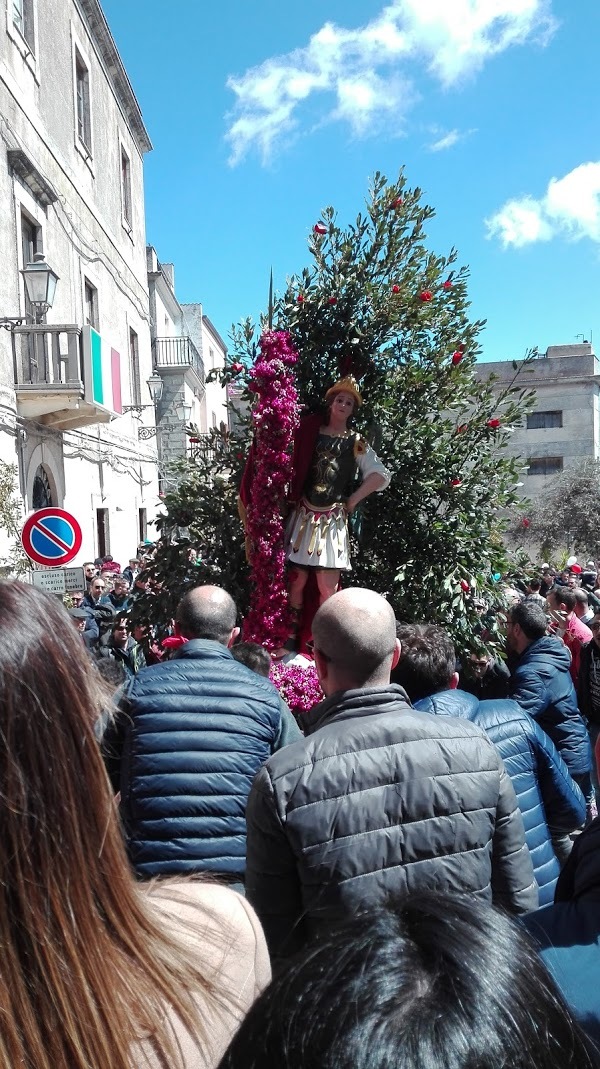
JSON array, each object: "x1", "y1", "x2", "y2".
[
  {"x1": 153, "y1": 336, "x2": 205, "y2": 387},
  {"x1": 12, "y1": 324, "x2": 83, "y2": 387}
]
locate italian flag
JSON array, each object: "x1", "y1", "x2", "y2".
[{"x1": 82, "y1": 326, "x2": 122, "y2": 414}]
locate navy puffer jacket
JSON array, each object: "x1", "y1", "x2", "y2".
[
  {"x1": 415, "y1": 689, "x2": 585, "y2": 906},
  {"x1": 509, "y1": 636, "x2": 592, "y2": 776},
  {"x1": 119, "y1": 640, "x2": 287, "y2": 878}
]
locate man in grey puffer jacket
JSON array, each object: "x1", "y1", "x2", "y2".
[{"x1": 245, "y1": 589, "x2": 538, "y2": 960}]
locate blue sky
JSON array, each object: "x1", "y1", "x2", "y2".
[{"x1": 102, "y1": 0, "x2": 599, "y2": 363}]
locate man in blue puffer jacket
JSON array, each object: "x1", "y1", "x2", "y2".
[
  {"x1": 117, "y1": 585, "x2": 301, "y2": 882},
  {"x1": 392, "y1": 624, "x2": 585, "y2": 905}
]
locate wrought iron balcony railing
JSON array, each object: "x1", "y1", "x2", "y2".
[{"x1": 153, "y1": 336, "x2": 205, "y2": 388}]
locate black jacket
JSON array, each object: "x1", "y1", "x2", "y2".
[
  {"x1": 509, "y1": 636, "x2": 591, "y2": 776},
  {"x1": 246, "y1": 685, "x2": 538, "y2": 959},
  {"x1": 577, "y1": 640, "x2": 600, "y2": 725},
  {"x1": 118, "y1": 639, "x2": 301, "y2": 878}
]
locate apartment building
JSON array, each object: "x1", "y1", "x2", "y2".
[
  {"x1": 475, "y1": 343, "x2": 600, "y2": 496},
  {"x1": 0, "y1": 0, "x2": 159, "y2": 564}
]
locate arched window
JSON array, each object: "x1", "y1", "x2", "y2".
[{"x1": 32, "y1": 465, "x2": 55, "y2": 509}]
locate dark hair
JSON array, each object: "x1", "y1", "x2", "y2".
[
  {"x1": 549, "y1": 585, "x2": 577, "y2": 612},
  {"x1": 574, "y1": 589, "x2": 589, "y2": 607},
  {"x1": 95, "y1": 656, "x2": 127, "y2": 690},
  {"x1": 231, "y1": 641, "x2": 271, "y2": 677},
  {"x1": 392, "y1": 623, "x2": 455, "y2": 701},
  {"x1": 528, "y1": 578, "x2": 541, "y2": 592},
  {"x1": 176, "y1": 585, "x2": 237, "y2": 643},
  {"x1": 509, "y1": 598, "x2": 548, "y2": 640},
  {"x1": 218, "y1": 892, "x2": 599, "y2": 1069}
]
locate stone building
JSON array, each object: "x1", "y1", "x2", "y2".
[
  {"x1": 0, "y1": 0, "x2": 159, "y2": 565},
  {"x1": 475, "y1": 343, "x2": 600, "y2": 496}
]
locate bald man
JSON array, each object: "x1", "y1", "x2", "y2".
[
  {"x1": 115, "y1": 585, "x2": 301, "y2": 883},
  {"x1": 245, "y1": 588, "x2": 537, "y2": 959}
]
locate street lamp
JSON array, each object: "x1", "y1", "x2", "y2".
[
  {"x1": 22, "y1": 253, "x2": 59, "y2": 321},
  {"x1": 1, "y1": 251, "x2": 60, "y2": 329},
  {"x1": 147, "y1": 372, "x2": 164, "y2": 405},
  {"x1": 175, "y1": 399, "x2": 192, "y2": 423}
]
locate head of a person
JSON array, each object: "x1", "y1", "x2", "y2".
[
  {"x1": 128, "y1": 558, "x2": 139, "y2": 569},
  {"x1": 547, "y1": 585, "x2": 577, "y2": 615},
  {"x1": 175, "y1": 584, "x2": 239, "y2": 646},
  {"x1": 218, "y1": 891, "x2": 598, "y2": 1069},
  {"x1": 324, "y1": 376, "x2": 362, "y2": 427},
  {"x1": 83, "y1": 562, "x2": 97, "y2": 581},
  {"x1": 68, "y1": 606, "x2": 88, "y2": 634},
  {"x1": 311, "y1": 588, "x2": 399, "y2": 695},
  {"x1": 89, "y1": 577, "x2": 106, "y2": 601},
  {"x1": 573, "y1": 589, "x2": 589, "y2": 618},
  {"x1": 70, "y1": 590, "x2": 84, "y2": 607},
  {"x1": 589, "y1": 613, "x2": 600, "y2": 651},
  {"x1": 100, "y1": 571, "x2": 114, "y2": 590},
  {"x1": 391, "y1": 624, "x2": 457, "y2": 702},
  {"x1": 528, "y1": 577, "x2": 541, "y2": 593},
  {"x1": 231, "y1": 641, "x2": 271, "y2": 678},
  {"x1": 506, "y1": 599, "x2": 548, "y2": 655},
  {"x1": 111, "y1": 615, "x2": 129, "y2": 649},
  {"x1": 112, "y1": 575, "x2": 129, "y2": 595},
  {"x1": 0, "y1": 581, "x2": 230, "y2": 1067},
  {"x1": 131, "y1": 620, "x2": 150, "y2": 643},
  {"x1": 133, "y1": 571, "x2": 150, "y2": 591}
]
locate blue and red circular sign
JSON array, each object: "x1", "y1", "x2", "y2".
[{"x1": 21, "y1": 507, "x2": 82, "y2": 567}]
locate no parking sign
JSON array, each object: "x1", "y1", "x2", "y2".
[{"x1": 21, "y1": 508, "x2": 82, "y2": 567}]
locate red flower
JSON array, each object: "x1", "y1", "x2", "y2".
[
  {"x1": 328, "y1": 296, "x2": 337, "y2": 305},
  {"x1": 313, "y1": 222, "x2": 327, "y2": 235},
  {"x1": 460, "y1": 579, "x2": 470, "y2": 592},
  {"x1": 443, "y1": 279, "x2": 453, "y2": 290},
  {"x1": 231, "y1": 361, "x2": 244, "y2": 374},
  {"x1": 456, "y1": 424, "x2": 468, "y2": 434},
  {"x1": 188, "y1": 436, "x2": 200, "y2": 444},
  {"x1": 451, "y1": 351, "x2": 463, "y2": 366},
  {"x1": 391, "y1": 197, "x2": 403, "y2": 209},
  {"x1": 487, "y1": 418, "x2": 501, "y2": 429},
  {"x1": 420, "y1": 290, "x2": 433, "y2": 302},
  {"x1": 450, "y1": 478, "x2": 462, "y2": 487},
  {"x1": 522, "y1": 518, "x2": 530, "y2": 528},
  {"x1": 297, "y1": 294, "x2": 305, "y2": 304},
  {"x1": 392, "y1": 284, "x2": 400, "y2": 294}
]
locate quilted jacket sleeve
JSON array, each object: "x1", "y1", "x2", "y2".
[
  {"x1": 509, "y1": 667, "x2": 547, "y2": 721},
  {"x1": 530, "y1": 718, "x2": 586, "y2": 831},
  {"x1": 245, "y1": 765, "x2": 306, "y2": 960},
  {"x1": 491, "y1": 763, "x2": 539, "y2": 914}
]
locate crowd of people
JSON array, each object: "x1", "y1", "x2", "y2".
[{"x1": 4, "y1": 552, "x2": 600, "y2": 1066}]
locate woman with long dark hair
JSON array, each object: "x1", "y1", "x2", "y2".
[
  {"x1": 218, "y1": 891, "x2": 600, "y2": 1069},
  {"x1": 0, "y1": 581, "x2": 269, "y2": 1068}
]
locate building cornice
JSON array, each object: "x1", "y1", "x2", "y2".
[
  {"x1": 76, "y1": 0, "x2": 153, "y2": 155},
  {"x1": 202, "y1": 315, "x2": 227, "y2": 353}
]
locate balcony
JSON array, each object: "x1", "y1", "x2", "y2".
[
  {"x1": 13, "y1": 324, "x2": 115, "y2": 431},
  {"x1": 153, "y1": 336, "x2": 205, "y2": 391}
]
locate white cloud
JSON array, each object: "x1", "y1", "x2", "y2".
[
  {"x1": 225, "y1": 0, "x2": 557, "y2": 165},
  {"x1": 486, "y1": 162, "x2": 600, "y2": 247},
  {"x1": 428, "y1": 127, "x2": 476, "y2": 152}
]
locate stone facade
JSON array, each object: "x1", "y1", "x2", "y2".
[
  {"x1": 0, "y1": 0, "x2": 159, "y2": 566},
  {"x1": 475, "y1": 343, "x2": 600, "y2": 497}
]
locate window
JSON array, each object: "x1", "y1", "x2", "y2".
[
  {"x1": 84, "y1": 279, "x2": 98, "y2": 330},
  {"x1": 13, "y1": 0, "x2": 34, "y2": 50},
  {"x1": 21, "y1": 213, "x2": 39, "y2": 317},
  {"x1": 209, "y1": 347, "x2": 215, "y2": 369},
  {"x1": 129, "y1": 328, "x2": 141, "y2": 407},
  {"x1": 75, "y1": 50, "x2": 91, "y2": 151},
  {"x1": 138, "y1": 508, "x2": 147, "y2": 544},
  {"x1": 96, "y1": 508, "x2": 109, "y2": 558},
  {"x1": 527, "y1": 411, "x2": 563, "y2": 430},
  {"x1": 120, "y1": 146, "x2": 132, "y2": 228},
  {"x1": 528, "y1": 456, "x2": 563, "y2": 476}
]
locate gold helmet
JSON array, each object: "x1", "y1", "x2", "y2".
[{"x1": 325, "y1": 375, "x2": 362, "y2": 408}]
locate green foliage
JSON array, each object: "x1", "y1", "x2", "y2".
[
  {"x1": 156, "y1": 169, "x2": 536, "y2": 655},
  {"x1": 509, "y1": 458, "x2": 600, "y2": 562},
  {"x1": 129, "y1": 430, "x2": 250, "y2": 631},
  {"x1": 0, "y1": 461, "x2": 30, "y2": 577}
]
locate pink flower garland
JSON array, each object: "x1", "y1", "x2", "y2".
[
  {"x1": 270, "y1": 660, "x2": 323, "y2": 713},
  {"x1": 244, "y1": 330, "x2": 300, "y2": 650}
]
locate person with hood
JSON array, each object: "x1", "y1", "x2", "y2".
[{"x1": 507, "y1": 599, "x2": 593, "y2": 843}]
